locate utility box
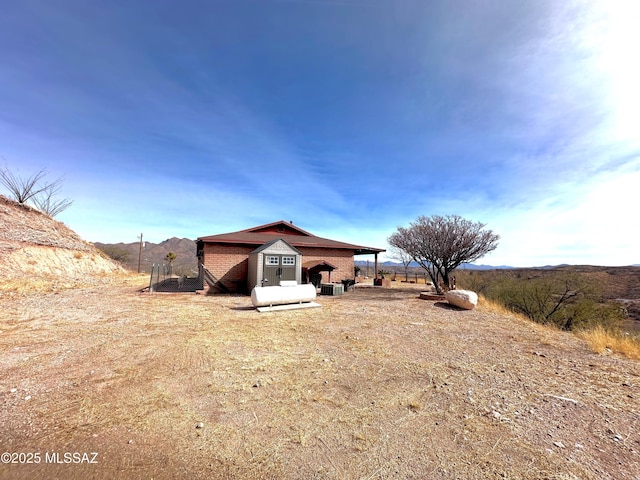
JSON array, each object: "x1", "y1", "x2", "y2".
[{"x1": 320, "y1": 283, "x2": 344, "y2": 296}]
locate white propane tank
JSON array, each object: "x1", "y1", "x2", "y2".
[{"x1": 251, "y1": 284, "x2": 317, "y2": 307}]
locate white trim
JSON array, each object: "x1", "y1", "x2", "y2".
[
  {"x1": 265, "y1": 256, "x2": 280, "y2": 265},
  {"x1": 282, "y1": 256, "x2": 296, "y2": 265}
]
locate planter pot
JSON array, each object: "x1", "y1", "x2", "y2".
[{"x1": 419, "y1": 292, "x2": 446, "y2": 301}]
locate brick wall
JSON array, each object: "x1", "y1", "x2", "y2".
[
  {"x1": 202, "y1": 244, "x2": 253, "y2": 292},
  {"x1": 298, "y1": 247, "x2": 355, "y2": 284},
  {"x1": 202, "y1": 243, "x2": 357, "y2": 293}
]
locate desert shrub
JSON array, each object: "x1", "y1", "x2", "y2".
[
  {"x1": 558, "y1": 298, "x2": 625, "y2": 331},
  {"x1": 98, "y1": 245, "x2": 131, "y2": 264},
  {"x1": 458, "y1": 270, "x2": 625, "y2": 331},
  {"x1": 0, "y1": 166, "x2": 73, "y2": 216},
  {"x1": 455, "y1": 270, "x2": 498, "y2": 296}
]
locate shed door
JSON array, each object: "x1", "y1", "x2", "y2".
[{"x1": 263, "y1": 255, "x2": 296, "y2": 286}]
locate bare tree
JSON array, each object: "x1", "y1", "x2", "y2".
[
  {"x1": 32, "y1": 182, "x2": 73, "y2": 217},
  {"x1": 0, "y1": 167, "x2": 49, "y2": 204},
  {"x1": 0, "y1": 166, "x2": 72, "y2": 216},
  {"x1": 387, "y1": 244, "x2": 413, "y2": 282},
  {"x1": 388, "y1": 215, "x2": 499, "y2": 294}
]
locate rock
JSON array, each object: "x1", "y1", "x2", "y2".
[
  {"x1": 196, "y1": 422, "x2": 204, "y2": 429},
  {"x1": 445, "y1": 289, "x2": 478, "y2": 310}
]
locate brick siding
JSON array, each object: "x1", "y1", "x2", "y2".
[
  {"x1": 202, "y1": 243, "x2": 356, "y2": 293},
  {"x1": 297, "y1": 247, "x2": 355, "y2": 284},
  {"x1": 202, "y1": 244, "x2": 253, "y2": 292}
]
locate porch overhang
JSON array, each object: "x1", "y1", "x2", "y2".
[{"x1": 302, "y1": 260, "x2": 338, "y2": 272}]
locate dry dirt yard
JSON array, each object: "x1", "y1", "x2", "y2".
[{"x1": 1, "y1": 278, "x2": 639, "y2": 480}]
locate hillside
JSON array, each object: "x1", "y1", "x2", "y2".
[
  {"x1": 460, "y1": 265, "x2": 640, "y2": 326},
  {"x1": 377, "y1": 261, "x2": 640, "y2": 325},
  {"x1": 0, "y1": 194, "x2": 125, "y2": 280},
  {"x1": 95, "y1": 237, "x2": 197, "y2": 274}
]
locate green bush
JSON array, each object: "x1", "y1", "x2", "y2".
[
  {"x1": 456, "y1": 270, "x2": 625, "y2": 331},
  {"x1": 98, "y1": 245, "x2": 131, "y2": 264}
]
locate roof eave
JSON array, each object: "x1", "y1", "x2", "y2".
[{"x1": 354, "y1": 247, "x2": 386, "y2": 255}]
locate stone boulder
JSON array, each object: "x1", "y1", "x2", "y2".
[{"x1": 445, "y1": 289, "x2": 478, "y2": 310}]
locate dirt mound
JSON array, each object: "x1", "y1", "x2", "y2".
[{"x1": 0, "y1": 195, "x2": 125, "y2": 279}]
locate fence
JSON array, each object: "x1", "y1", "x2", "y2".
[
  {"x1": 389, "y1": 272, "x2": 432, "y2": 284},
  {"x1": 148, "y1": 263, "x2": 203, "y2": 293},
  {"x1": 363, "y1": 270, "x2": 433, "y2": 285}
]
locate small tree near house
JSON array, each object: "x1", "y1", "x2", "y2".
[
  {"x1": 388, "y1": 215, "x2": 499, "y2": 294},
  {"x1": 165, "y1": 252, "x2": 177, "y2": 275},
  {"x1": 388, "y1": 245, "x2": 413, "y2": 282}
]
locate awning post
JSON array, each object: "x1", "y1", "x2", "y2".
[{"x1": 374, "y1": 253, "x2": 379, "y2": 280}]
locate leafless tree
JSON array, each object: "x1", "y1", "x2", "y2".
[
  {"x1": 32, "y1": 182, "x2": 73, "y2": 217},
  {"x1": 387, "y1": 244, "x2": 413, "y2": 282},
  {"x1": 0, "y1": 166, "x2": 73, "y2": 216},
  {"x1": 0, "y1": 166, "x2": 49, "y2": 204},
  {"x1": 388, "y1": 215, "x2": 499, "y2": 294}
]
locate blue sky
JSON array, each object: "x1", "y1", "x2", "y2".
[{"x1": 1, "y1": 0, "x2": 638, "y2": 267}]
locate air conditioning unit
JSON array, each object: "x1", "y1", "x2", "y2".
[{"x1": 320, "y1": 283, "x2": 344, "y2": 296}]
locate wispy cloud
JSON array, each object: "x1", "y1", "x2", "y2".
[{"x1": 1, "y1": 0, "x2": 638, "y2": 265}]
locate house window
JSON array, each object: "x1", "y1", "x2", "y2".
[
  {"x1": 282, "y1": 256, "x2": 295, "y2": 265},
  {"x1": 265, "y1": 256, "x2": 280, "y2": 265}
]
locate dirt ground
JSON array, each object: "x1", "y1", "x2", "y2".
[{"x1": 1, "y1": 278, "x2": 639, "y2": 479}]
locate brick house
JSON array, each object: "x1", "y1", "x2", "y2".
[{"x1": 196, "y1": 220, "x2": 385, "y2": 293}]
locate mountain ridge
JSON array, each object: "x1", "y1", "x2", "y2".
[{"x1": 95, "y1": 237, "x2": 198, "y2": 274}]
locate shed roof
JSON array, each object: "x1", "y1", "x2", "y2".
[
  {"x1": 250, "y1": 238, "x2": 302, "y2": 255},
  {"x1": 198, "y1": 220, "x2": 385, "y2": 255}
]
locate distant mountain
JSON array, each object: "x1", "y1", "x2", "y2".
[
  {"x1": 459, "y1": 263, "x2": 514, "y2": 270},
  {"x1": 355, "y1": 260, "x2": 513, "y2": 270},
  {"x1": 95, "y1": 237, "x2": 197, "y2": 274}
]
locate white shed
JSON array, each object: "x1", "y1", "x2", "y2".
[{"x1": 247, "y1": 238, "x2": 302, "y2": 291}]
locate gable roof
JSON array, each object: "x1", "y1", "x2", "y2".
[
  {"x1": 244, "y1": 220, "x2": 314, "y2": 237},
  {"x1": 250, "y1": 238, "x2": 302, "y2": 255},
  {"x1": 198, "y1": 220, "x2": 385, "y2": 255}
]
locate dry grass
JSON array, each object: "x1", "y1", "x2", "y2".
[
  {"x1": 0, "y1": 277, "x2": 60, "y2": 294},
  {"x1": 0, "y1": 272, "x2": 148, "y2": 295},
  {"x1": 1, "y1": 281, "x2": 639, "y2": 479},
  {"x1": 478, "y1": 294, "x2": 640, "y2": 360},
  {"x1": 478, "y1": 294, "x2": 523, "y2": 319},
  {"x1": 578, "y1": 325, "x2": 640, "y2": 360}
]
